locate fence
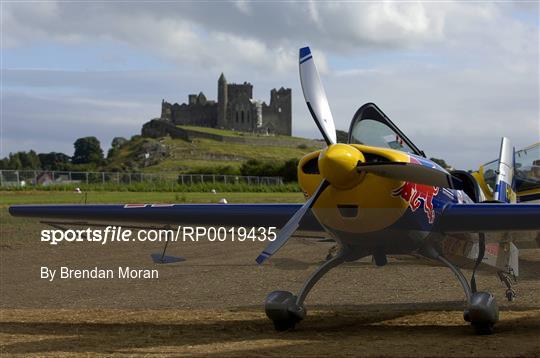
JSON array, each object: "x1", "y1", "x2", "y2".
[{"x1": 0, "y1": 170, "x2": 283, "y2": 187}]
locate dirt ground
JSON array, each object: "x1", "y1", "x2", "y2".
[{"x1": 1, "y1": 231, "x2": 539, "y2": 357}]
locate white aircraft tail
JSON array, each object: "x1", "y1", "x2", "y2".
[{"x1": 493, "y1": 137, "x2": 516, "y2": 203}]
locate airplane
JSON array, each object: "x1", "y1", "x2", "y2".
[
  {"x1": 471, "y1": 142, "x2": 540, "y2": 203},
  {"x1": 9, "y1": 46, "x2": 540, "y2": 335}
]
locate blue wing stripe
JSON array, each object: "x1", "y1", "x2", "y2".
[{"x1": 435, "y1": 203, "x2": 540, "y2": 232}]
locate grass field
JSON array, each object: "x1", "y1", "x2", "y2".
[
  {"x1": 178, "y1": 125, "x2": 315, "y2": 142},
  {"x1": 109, "y1": 135, "x2": 319, "y2": 173},
  {"x1": 0, "y1": 190, "x2": 304, "y2": 207},
  {"x1": 146, "y1": 137, "x2": 320, "y2": 173}
]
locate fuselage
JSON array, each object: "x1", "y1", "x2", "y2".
[{"x1": 297, "y1": 144, "x2": 473, "y2": 254}]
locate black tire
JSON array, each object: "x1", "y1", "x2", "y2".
[
  {"x1": 472, "y1": 322, "x2": 494, "y2": 335},
  {"x1": 273, "y1": 319, "x2": 296, "y2": 331}
]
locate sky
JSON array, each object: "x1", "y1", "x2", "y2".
[{"x1": 1, "y1": 1, "x2": 539, "y2": 170}]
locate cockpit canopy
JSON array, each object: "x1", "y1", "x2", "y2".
[
  {"x1": 348, "y1": 103, "x2": 424, "y2": 157},
  {"x1": 482, "y1": 143, "x2": 540, "y2": 193},
  {"x1": 515, "y1": 143, "x2": 540, "y2": 192}
]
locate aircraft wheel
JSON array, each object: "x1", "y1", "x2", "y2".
[
  {"x1": 264, "y1": 290, "x2": 305, "y2": 331},
  {"x1": 472, "y1": 322, "x2": 495, "y2": 335},
  {"x1": 465, "y1": 292, "x2": 498, "y2": 335}
]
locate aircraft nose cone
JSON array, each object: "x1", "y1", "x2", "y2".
[{"x1": 319, "y1": 144, "x2": 365, "y2": 189}]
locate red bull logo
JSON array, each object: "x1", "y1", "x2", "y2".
[{"x1": 392, "y1": 182, "x2": 439, "y2": 224}]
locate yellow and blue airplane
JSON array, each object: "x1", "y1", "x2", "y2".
[{"x1": 9, "y1": 47, "x2": 540, "y2": 335}]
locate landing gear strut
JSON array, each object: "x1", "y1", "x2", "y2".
[
  {"x1": 498, "y1": 270, "x2": 517, "y2": 302},
  {"x1": 265, "y1": 246, "x2": 355, "y2": 331},
  {"x1": 430, "y1": 250, "x2": 499, "y2": 334}
]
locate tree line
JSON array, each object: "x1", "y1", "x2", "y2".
[
  {"x1": 0, "y1": 136, "x2": 302, "y2": 182},
  {"x1": 0, "y1": 136, "x2": 109, "y2": 171}
]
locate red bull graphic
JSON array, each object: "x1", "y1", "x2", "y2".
[{"x1": 393, "y1": 182, "x2": 439, "y2": 224}]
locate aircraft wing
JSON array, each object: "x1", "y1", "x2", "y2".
[
  {"x1": 435, "y1": 203, "x2": 540, "y2": 233},
  {"x1": 8, "y1": 203, "x2": 325, "y2": 233}
]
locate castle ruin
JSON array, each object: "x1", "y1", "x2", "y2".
[{"x1": 160, "y1": 73, "x2": 292, "y2": 136}]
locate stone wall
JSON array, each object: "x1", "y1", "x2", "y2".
[
  {"x1": 171, "y1": 102, "x2": 218, "y2": 127},
  {"x1": 227, "y1": 83, "x2": 253, "y2": 100}
]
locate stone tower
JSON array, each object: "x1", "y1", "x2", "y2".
[
  {"x1": 270, "y1": 88, "x2": 292, "y2": 135},
  {"x1": 217, "y1": 73, "x2": 227, "y2": 128},
  {"x1": 161, "y1": 99, "x2": 172, "y2": 120}
]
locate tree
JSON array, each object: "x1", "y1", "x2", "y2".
[
  {"x1": 72, "y1": 137, "x2": 104, "y2": 164},
  {"x1": 430, "y1": 157, "x2": 451, "y2": 170},
  {"x1": 239, "y1": 159, "x2": 300, "y2": 182},
  {"x1": 0, "y1": 151, "x2": 40, "y2": 169},
  {"x1": 111, "y1": 137, "x2": 128, "y2": 149},
  {"x1": 19, "y1": 150, "x2": 41, "y2": 169},
  {"x1": 0, "y1": 158, "x2": 9, "y2": 170},
  {"x1": 240, "y1": 159, "x2": 280, "y2": 177},
  {"x1": 107, "y1": 137, "x2": 128, "y2": 158},
  {"x1": 7, "y1": 153, "x2": 22, "y2": 169},
  {"x1": 280, "y1": 158, "x2": 299, "y2": 182},
  {"x1": 38, "y1": 152, "x2": 71, "y2": 170},
  {"x1": 336, "y1": 129, "x2": 348, "y2": 143}
]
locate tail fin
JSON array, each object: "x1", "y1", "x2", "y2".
[{"x1": 494, "y1": 137, "x2": 516, "y2": 203}]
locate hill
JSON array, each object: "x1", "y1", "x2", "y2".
[{"x1": 107, "y1": 125, "x2": 324, "y2": 174}]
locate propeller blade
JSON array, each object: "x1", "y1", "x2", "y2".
[
  {"x1": 299, "y1": 46, "x2": 336, "y2": 145},
  {"x1": 256, "y1": 180, "x2": 329, "y2": 265},
  {"x1": 357, "y1": 162, "x2": 459, "y2": 189}
]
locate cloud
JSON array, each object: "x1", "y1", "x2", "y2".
[
  {"x1": 1, "y1": 1, "x2": 538, "y2": 169},
  {"x1": 5, "y1": 2, "x2": 533, "y2": 72}
]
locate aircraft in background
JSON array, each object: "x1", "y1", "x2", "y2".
[
  {"x1": 10, "y1": 46, "x2": 540, "y2": 335},
  {"x1": 470, "y1": 142, "x2": 540, "y2": 203}
]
